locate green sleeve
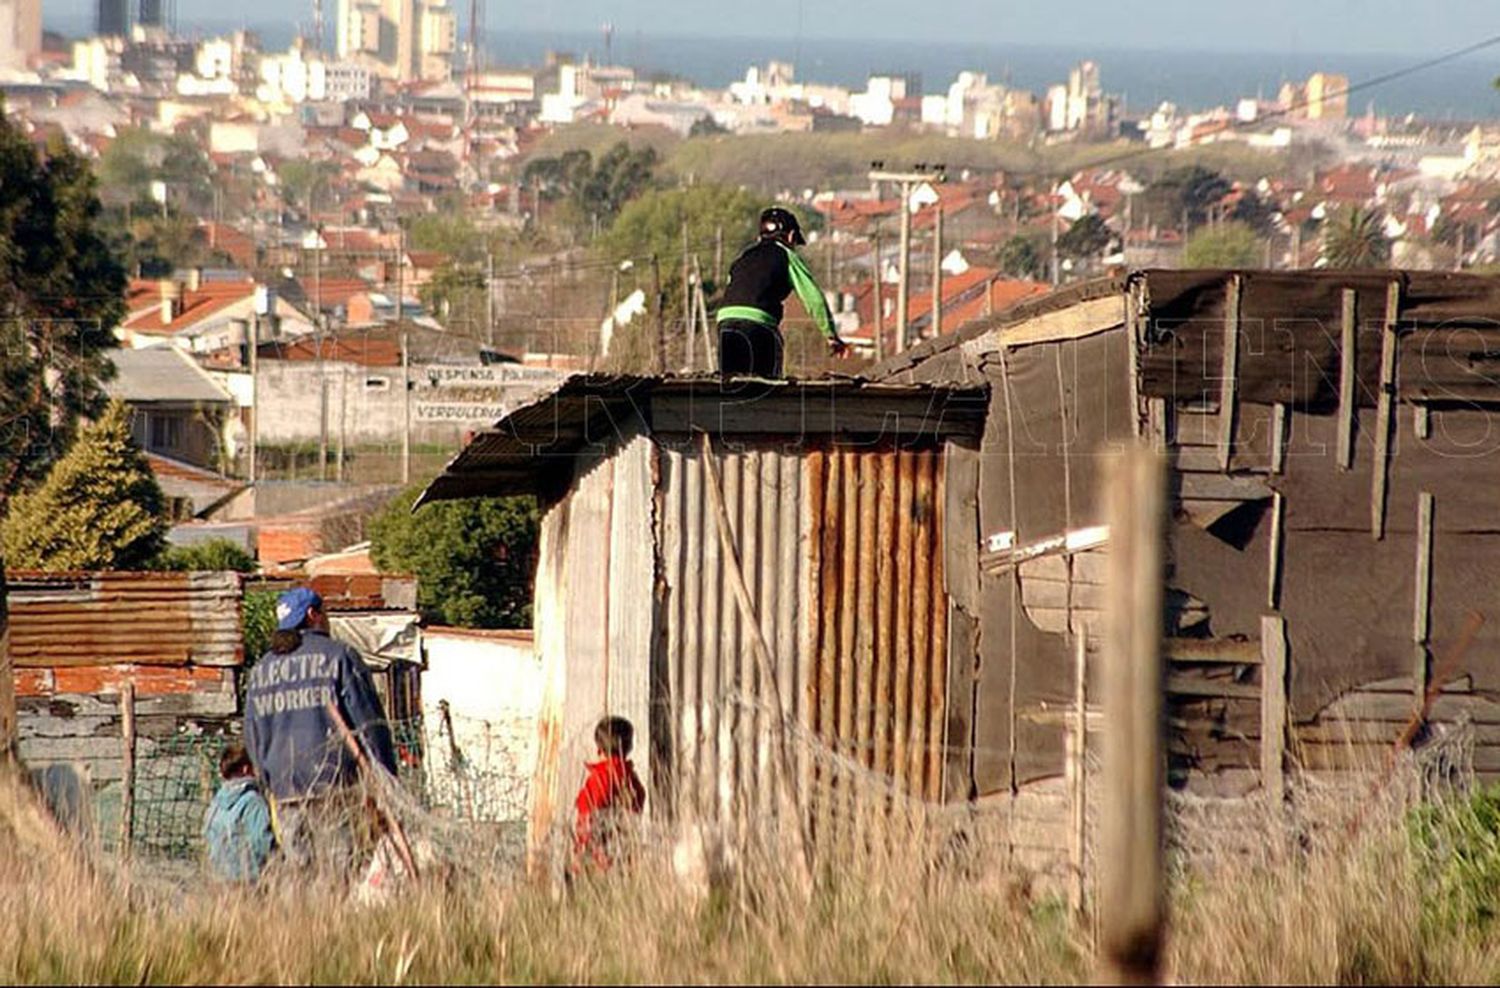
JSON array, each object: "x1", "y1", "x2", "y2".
[{"x1": 780, "y1": 244, "x2": 839, "y2": 341}]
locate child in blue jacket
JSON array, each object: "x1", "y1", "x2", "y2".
[{"x1": 203, "y1": 743, "x2": 275, "y2": 882}]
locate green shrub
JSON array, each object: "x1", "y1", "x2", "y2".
[
  {"x1": 154, "y1": 539, "x2": 256, "y2": 573},
  {"x1": 1409, "y1": 785, "x2": 1500, "y2": 935}
]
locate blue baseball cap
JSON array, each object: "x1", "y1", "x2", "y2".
[{"x1": 275, "y1": 587, "x2": 323, "y2": 632}]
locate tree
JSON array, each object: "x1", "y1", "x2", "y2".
[
  {"x1": 1322, "y1": 207, "x2": 1391, "y2": 269},
  {"x1": 604, "y1": 184, "x2": 762, "y2": 271},
  {"x1": 1143, "y1": 166, "x2": 1232, "y2": 232},
  {"x1": 0, "y1": 126, "x2": 128, "y2": 510},
  {"x1": 1057, "y1": 214, "x2": 1113, "y2": 261},
  {"x1": 1230, "y1": 191, "x2": 1279, "y2": 237},
  {"x1": 153, "y1": 538, "x2": 257, "y2": 573},
  {"x1": 523, "y1": 142, "x2": 659, "y2": 233},
  {"x1": 998, "y1": 233, "x2": 1044, "y2": 279},
  {"x1": 688, "y1": 116, "x2": 729, "y2": 138},
  {"x1": 2, "y1": 400, "x2": 168, "y2": 571},
  {"x1": 368, "y1": 485, "x2": 539, "y2": 629},
  {"x1": 1183, "y1": 222, "x2": 1263, "y2": 268}
]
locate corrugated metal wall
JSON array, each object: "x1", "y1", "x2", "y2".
[
  {"x1": 656, "y1": 440, "x2": 951, "y2": 830},
  {"x1": 657, "y1": 444, "x2": 808, "y2": 827},
  {"x1": 806, "y1": 447, "x2": 948, "y2": 803}
]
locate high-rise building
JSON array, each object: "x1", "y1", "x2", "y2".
[
  {"x1": 337, "y1": 0, "x2": 454, "y2": 82},
  {"x1": 138, "y1": 0, "x2": 168, "y2": 29},
  {"x1": 97, "y1": 0, "x2": 130, "y2": 36},
  {"x1": 0, "y1": 0, "x2": 41, "y2": 72}
]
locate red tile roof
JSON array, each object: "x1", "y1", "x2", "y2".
[{"x1": 122, "y1": 278, "x2": 257, "y2": 335}]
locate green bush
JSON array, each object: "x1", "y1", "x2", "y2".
[
  {"x1": 154, "y1": 539, "x2": 256, "y2": 574},
  {"x1": 240, "y1": 589, "x2": 277, "y2": 667},
  {"x1": 369, "y1": 485, "x2": 538, "y2": 629},
  {"x1": 1409, "y1": 785, "x2": 1500, "y2": 935}
]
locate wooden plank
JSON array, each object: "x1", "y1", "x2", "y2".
[
  {"x1": 1174, "y1": 447, "x2": 1269, "y2": 475},
  {"x1": 1217, "y1": 275, "x2": 1242, "y2": 472},
  {"x1": 1099, "y1": 444, "x2": 1166, "y2": 985},
  {"x1": 1413, "y1": 491, "x2": 1434, "y2": 709},
  {"x1": 1068, "y1": 628, "x2": 1087, "y2": 914},
  {"x1": 1269, "y1": 403, "x2": 1288, "y2": 475},
  {"x1": 1414, "y1": 405, "x2": 1431, "y2": 440},
  {"x1": 1371, "y1": 281, "x2": 1401, "y2": 540},
  {"x1": 1167, "y1": 675, "x2": 1260, "y2": 700},
  {"x1": 1260, "y1": 615, "x2": 1287, "y2": 806},
  {"x1": 1337, "y1": 288, "x2": 1357, "y2": 471},
  {"x1": 1179, "y1": 473, "x2": 1273, "y2": 502},
  {"x1": 1267, "y1": 490, "x2": 1285, "y2": 611},
  {"x1": 1127, "y1": 283, "x2": 1144, "y2": 438},
  {"x1": 1165, "y1": 637, "x2": 1262, "y2": 665},
  {"x1": 120, "y1": 682, "x2": 135, "y2": 859}
]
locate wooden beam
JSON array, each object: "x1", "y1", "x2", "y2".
[
  {"x1": 1414, "y1": 491, "x2": 1434, "y2": 709},
  {"x1": 1268, "y1": 490, "x2": 1285, "y2": 611},
  {"x1": 1270, "y1": 403, "x2": 1289, "y2": 475},
  {"x1": 1414, "y1": 405, "x2": 1431, "y2": 440},
  {"x1": 1260, "y1": 615, "x2": 1288, "y2": 807},
  {"x1": 1217, "y1": 275, "x2": 1243, "y2": 472},
  {"x1": 1337, "y1": 288, "x2": 1357, "y2": 471},
  {"x1": 1165, "y1": 675, "x2": 1261, "y2": 700},
  {"x1": 1099, "y1": 444, "x2": 1166, "y2": 986},
  {"x1": 119, "y1": 682, "x2": 135, "y2": 860},
  {"x1": 1068, "y1": 627, "x2": 1088, "y2": 916},
  {"x1": 1127, "y1": 281, "x2": 1144, "y2": 438},
  {"x1": 1371, "y1": 281, "x2": 1401, "y2": 539},
  {"x1": 1166, "y1": 637, "x2": 1262, "y2": 665}
]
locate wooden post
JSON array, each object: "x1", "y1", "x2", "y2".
[
  {"x1": 1068, "y1": 628, "x2": 1089, "y2": 916},
  {"x1": 1371, "y1": 281, "x2": 1401, "y2": 539},
  {"x1": 0, "y1": 568, "x2": 13, "y2": 765},
  {"x1": 651, "y1": 253, "x2": 665, "y2": 375},
  {"x1": 1260, "y1": 614, "x2": 1288, "y2": 807},
  {"x1": 931, "y1": 205, "x2": 944, "y2": 341},
  {"x1": 1216, "y1": 275, "x2": 1242, "y2": 472},
  {"x1": 896, "y1": 183, "x2": 913, "y2": 352},
  {"x1": 1099, "y1": 444, "x2": 1167, "y2": 986},
  {"x1": 1337, "y1": 288, "x2": 1357, "y2": 471},
  {"x1": 1270, "y1": 403, "x2": 1288, "y2": 475},
  {"x1": 872, "y1": 224, "x2": 885, "y2": 362},
  {"x1": 1413, "y1": 492, "x2": 1434, "y2": 708},
  {"x1": 120, "y1": 682, "x2": 136, "y2": 859},
  {"x1": 1267, "y1": 490, "x2": 1285, "y2": 610}
]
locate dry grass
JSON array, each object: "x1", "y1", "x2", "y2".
[{"x1": 4, "y1": 763, "x2": 1500, "y2": 985}]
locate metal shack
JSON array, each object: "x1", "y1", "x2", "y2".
[
  {"x1": 875, "y1": 269, "x2": 1500, "y2": 820},
  {"x1": 418, "y1": 375, "x2": 988, "y2": 850}
]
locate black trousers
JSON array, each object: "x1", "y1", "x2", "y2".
[{"x1": 718, "y1": 319, "x2": 784, "y2": 379}]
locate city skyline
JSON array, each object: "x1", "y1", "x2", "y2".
[{"x1": 37, "y1": 0, "x2": 1500, "y2": 57}]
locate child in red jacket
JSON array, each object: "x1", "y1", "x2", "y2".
[{"x1": 572, "y1": 716, "x2": 646, "y2": 875}]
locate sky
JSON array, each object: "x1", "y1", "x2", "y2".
[{"x1": 38, "y1": 0, "x2": 1500, "y2": 56}]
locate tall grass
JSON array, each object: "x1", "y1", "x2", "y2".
[{"x1": 4, "y1": 764, "x2": 1500, "y2": 984}]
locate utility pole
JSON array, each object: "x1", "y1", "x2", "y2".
[
  {"x1": 681, "y1": 219, "x2": 691, "y2": 354},
  {"x1": 931, "y1": 205, "x2": 944, "y2": 342},
  {"x1": 485, "y1": 251, "x2": 495, "y2": 346},
  {"x1": 397, "y1": 224, "x2": 410, "y2": 486},
  {"x1": 1050, "y1": 182, "x2": 1061, "y2": 288},
  {"x1": 248, "y1": 311, "x2": 258, "y2": 484},
  {"x1": 714, "y1": 225, "x2": 724, "y2": 286},
  {"x1": 314, "y1": 229, "x2": 326, "y2": 481},
  {"x1": 872, "y1": 222, "x2": 885, "y2": 362},
  {"x1": 651, "y1": 253, "x2": 665, "y2": 374},
  {"x1": 870, "y1": 166, "x2": 945, "y2": 353}
]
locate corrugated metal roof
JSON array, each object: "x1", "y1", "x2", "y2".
[
  {"x1": 6, "y1": 571, "x2": 242, "y2": 669},
  {"x1": 105, "y1": 346, "x2": 235, "y2": 404},
  {"x1": 417, "y1": 374, "x2": 989, "y2": 505}
]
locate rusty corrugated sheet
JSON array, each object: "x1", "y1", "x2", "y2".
[
  {"x1": 807, "y1": 445, "x2": 948, "y2": 805},
  {"x1": 657, "y1": 440, "x2": 952, "y2": 835},
  {"x1": 6, "y1": 571, "x2": 243, "y2": 668}
]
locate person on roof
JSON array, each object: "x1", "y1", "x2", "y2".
[{"x1": 715, "y1": 206, "x2": 849, "y2": 378}]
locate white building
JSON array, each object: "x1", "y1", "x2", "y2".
[
  {"x1": 0, "y1": 0, "x2": 40, "y2": 73},
  {"x1": 337, "y1": 0, "x2": 456, "y2": 82},
  {"x1": 851, "y1": 75, "x2": 912, "y2": 128},
  {"x1": 259, "y1": 43, "x2": 372, "y2": 105}
]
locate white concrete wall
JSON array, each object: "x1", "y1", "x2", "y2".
[{"x1": 421, "y1": 629, "x2": 540, "y2": 823}]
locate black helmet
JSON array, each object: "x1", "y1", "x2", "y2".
[{"x1": 759, "y1": 206, "x2": 805, "y2": 246}]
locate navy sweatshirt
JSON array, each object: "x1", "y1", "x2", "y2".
[{"x1": 243, "y1": 630, "x2": 397, "y2": 801}]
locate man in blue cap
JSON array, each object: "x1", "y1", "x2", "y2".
[{"x1": 243, "y1": 586, "x2": 397, "y2": 874}]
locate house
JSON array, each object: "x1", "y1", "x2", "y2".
[
  {"x1": 416, "y1": 375, "x2": 989, "y2": 864},
  {"x1": 105, "y1": 345, "x2": 236, "y2": 472},
  {"x1": 869, "y1": 269, "x2": 1500, "y2": 882},
  {"x1": 117, "y1": 275, "x2": 316, "y2": 353}
]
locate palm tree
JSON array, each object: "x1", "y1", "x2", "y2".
[{"x1": 1322, "y1": 207, "x2": 1391, "y2": 269}]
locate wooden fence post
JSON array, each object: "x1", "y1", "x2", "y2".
[
  {"x1": 1260, "y1": 615, "x2": 1288, "y2": 808},
  {"x1": 1099, "y1": 444, "x2": 1167, "y2": 986},
  {"x1": 1068, "y1": 627, "x2": 1089, "y2": 916},
  {"x1": 120, "y1": 682, "x2": 136, "y2": 860}
]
